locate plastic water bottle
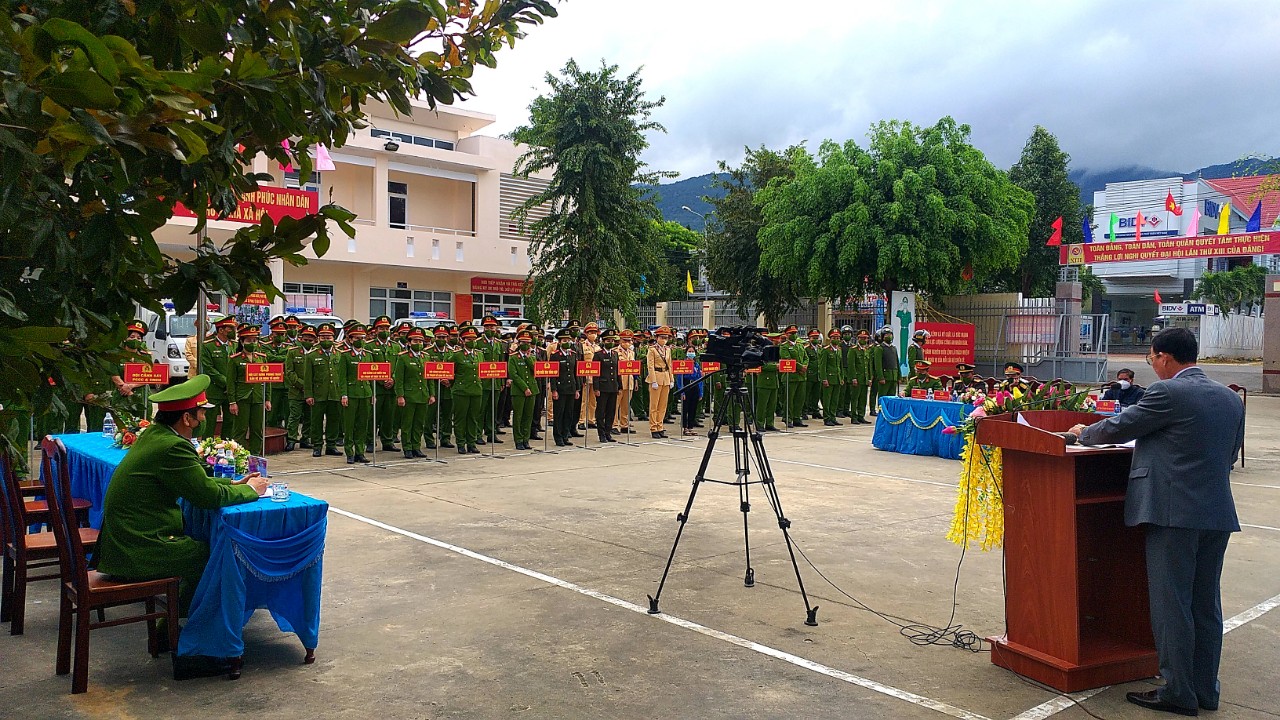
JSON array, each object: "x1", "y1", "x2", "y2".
[{"x1": 102, "y1": 415, "x2": 115, "y2": 438}]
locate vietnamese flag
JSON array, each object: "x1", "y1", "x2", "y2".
[
  {"x1": 1165, "y1": 191, "x2": 1183, "y2": 216},
  {"x1": 1154, "y1": 289, "x2": 1163, "y2": 305},
  {"x1": 1135, "y1": 210, "x2": 1144, "y2": 242},
  {"x1": 1046, "y1": 216, "x2": 1063, "y2": 246}
]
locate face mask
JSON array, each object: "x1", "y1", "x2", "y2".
[
  {"x1": 126, "y1": 338, "x2": 145, "y2": 350},
  {"x1": 788, "y1": 333, "x2": 798, "y2": 342},
  {"x1": 604, "y1": 340, "x2": 616, "y2": 349},
  {"x1": 657, "y1": 338, "x2": 667, "y2": 345},
  {"x1": 320, "y1": 340, "x2": 334, "y2": 349},
  {"x1": 842, "y1": 334, "x2": 852, "y2": 342},
  {"x1": 466, "y1": 340, "x2": 479, "y2": 350},
  {"x1": 242, "y1": 341, "x2": 257, "y2": 351},
  {"x1": 410, "y1": 341, "x2": 424, "y2": 351},
  {"x1": 518, "y1": 343, "x2": 530, "y2": 352},
  {"x1": 587, "y1": 333, "x2": 598, "y2": 342},
  {"x1": 377, "y1": 331, "x2": 389, "y2": 341},
  {"x1": 435, "y1": 337, "x2": 447, "y2": 347},
  {"x1": 287, "y1": 329, "x2": 299, "y2": 339},
  {"x1": 351, "y1": 339, "x2": 364, "y2": 348},
  {"x1": 301, "y1": 338, "x2": 314, "y2": 347},
  {"x1": 1118, "y1": 379, "x2": 1131, "y2": 390}
]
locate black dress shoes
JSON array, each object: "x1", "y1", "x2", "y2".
[
  {"x1": 284, "y1": 440, "x2": 295, "y2": 451},
  {"x1": 172, "y1": 653, "x2": 233, "y2": 681},
  {"x1": 458, "y1": 446, "x2": 468, "y2": 454},
  {"x1": 346, "y1": 456, "x2": 356, "y2": 464},
  {"x1": 404, "y1": 450, "x2": 414, "y2": 459},
  {"x1": 1125, "y1": 690, "x2": 1198, "y2": 716},
  {"x1": 411, "y1": 450, "x2": 427, "y2": 459},
  {"x1": 300, "y1": 441, "x2": 314, "y2": 450},
  {"x1": 355, "y1": 455, "x2": 371, "y2": 464},
  {"x1": 794, "y1": 421, "x2": 808, "y2": 427},
  {"x1": 467, "y1": 445, "x2": 479, "y2": 454},
  {"x1": 441, "y1": 440, "x2": 455, "y2": 448},
  {"x1": 383, "y1": 443, "x2": 400, "y2": 452},
  {"x1": 313, "y1": 449, "x2": 322, "y2": 457},
  {"x1": 325, "y1": 448, "x2": 343, "y2": 457}
]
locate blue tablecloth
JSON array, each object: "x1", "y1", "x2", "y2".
[
  {"x1": 871, "y1": 397, "x2": 973, "y2": 460},
  {"x1": 51, "y1": 432, "x2": 327, "y2": 658},
  {"x1": 180, "y1": 493, "x2": 327, "y2": 658}
]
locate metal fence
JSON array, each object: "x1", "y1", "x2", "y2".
[
  {"x1": 939, "y1": 295, "x2": 1109, "y2": 384},
  {"x1": 635, "y1": 304, "x2": 657, "y2": 330},
  {"x1": 714, "y1": 300, "x2": 756, "y2": 327},
  {"x1": 664, "y1": 300, "x2": 704, "y2": 330}
]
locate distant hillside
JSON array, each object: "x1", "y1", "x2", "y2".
[
  {"x1": 641, "y1": 173, "x2": 724, "y2": 225},
  {"x1": 644, "y1": 159, "x2": 1275, "y2": 220}
]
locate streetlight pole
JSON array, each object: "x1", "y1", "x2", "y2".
[{"x1": 681, "y1": 206, "x2": 710, "y2": 295}]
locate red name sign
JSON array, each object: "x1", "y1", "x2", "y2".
[
  {"x1": 778, "y1": 359, "x2": 797, "y2": 373},
  {"x1": 932, "y1": 390, "x2": 952, "y2": 401},
  {"x1": 1060, "y1": 230, "x2": 1280, "y2": 265},
  {"x1": 1096, "y1": 399, "x2": 1118, "y2": 413},
  {"x1": 470, "y1": 276, "x2": 531, "y2": 295},
  {"x1": 618, "y1": 360, "x2": 641, "y2": 376},
  {"x1": 671, "y1": 359, "x2": 694, "y2": 375},
  {"x1": 745, "y1": 367, "x2": 761, "y2": 374},
  {"x1": 910, "y1": 388, "x2": 929, "y2": 399},
  {"x1": 479, "y1": 361, "x2": 507, "y2": 380},
  {"x1": 576, "y1": 361, "x2": 601, "y2": 377},
  {"x1": 244, "y1": 362, "x2": 285, "y2": 383},
  {"x1": 123, "y1": 363, "x2": 169, "y2": 385},
  {"x1": 534, "y1": 361, "x2": 559, "y2": 378},
  {"x1": 424, "y1": 362, "x2": 455, "y2": 381},
  {"x1": 357, "y1": 362, "x2": 393, "y2": 381},
  {"x1": 701, "y1": 361, "x2": 721, "y2": 373}
]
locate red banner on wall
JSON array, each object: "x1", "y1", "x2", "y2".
[
  {"x1": 470, "y1": 277, "x2": 531, "y2": 295},
  {"x1": 916, "y1": 322, "x2": 975, "y2": 378},
  {"x1": 1059, "y1": 231, "x2": 1280, "y2": 265},
  {"x1": 173, "y1": 187, "x2": 318, "y2": 225}
]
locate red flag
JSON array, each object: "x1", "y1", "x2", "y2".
[
  {"x1": 1154, "y1": 290, "x2": 1163, "y2": 305},
  {"x1": 1135, "y1": 210, "x2": 1144, "y2": 242},
  {"x1": 1046, "y1": 216, "x2": 1063, "y2": 246},
  {"x1": 1165, "y1": 191, "x2": 1183, "y2": 216}
]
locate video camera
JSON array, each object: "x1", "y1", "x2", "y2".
[{"x1": 699, "y1": 326, "x2": 780, "y2": 371}]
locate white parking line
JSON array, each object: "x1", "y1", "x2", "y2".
[
  {"x1": 1009, "y1": 590, "x2": 1280, "y2": 720},
  {"x1": 329, "y1": 507, "x2": 992, "y2": 720},
  {"x1": 1242, "y1": 523, "x2": 1280, "y2": 532}
]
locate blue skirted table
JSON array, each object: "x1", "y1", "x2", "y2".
[
  {"x1": 871, "y1": 397, "x2": 973, "y2": 460},
  {"x1": 50, "y1": 433, "x2": 327, "y2": 664}
]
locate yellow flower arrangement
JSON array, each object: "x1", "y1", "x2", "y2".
[{"x1": 946, "y1": 436, "x2": 1004, "y2": 551}]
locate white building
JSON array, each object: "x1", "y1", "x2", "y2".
[
  {"x1": 1090, "y1": 175, "x2": 1278, "y2": 348},
  {"x1": 156, "y1": 99, "x2": 552, "y2": 325}
]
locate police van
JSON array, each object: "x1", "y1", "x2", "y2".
[{"x1": 133, "y1": 301, "x2": 225, "y2": 383}]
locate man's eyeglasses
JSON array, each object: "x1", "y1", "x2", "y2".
[{"x1": 1145, "y1": 352, "x2": 1159, "y2": 366}]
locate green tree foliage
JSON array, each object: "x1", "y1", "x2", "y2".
[
  {"x1": 703, "y1": 145, "x2": 806, "y2": 325},
  {"x1": 1192, "y1": 264, "x2": 1266, "y2": 313},
  {"x1": 0, "y1": 0, "x2": 557, "y2": 451},
  {"x1": 755, "y1": 118, "x2": 1033, "y2": 311},
  {"x1": 510, "y1": 60, "x2": 673, "y2": 325},
  {"x1": 1001, "y1": 126, "x2": 1082, "y2": 296},
  {"x1": 640, "y1": 220, "x2": 701, "y2": 302}
]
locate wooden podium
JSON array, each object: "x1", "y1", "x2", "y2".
[{"x1": 976, "y1": 410, "x2": 1157, "y2": 692}]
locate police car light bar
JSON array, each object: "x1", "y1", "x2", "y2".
[{"x1": 410, "y1": 311, "x2": 429, "y2": 317}]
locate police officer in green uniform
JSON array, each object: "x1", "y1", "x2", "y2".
[
  {"x1": 340, "y1": 324, "x2": 374, "y2": 464},
  {"x1": 367, "y1": 316, "x2": 400, "y2": 451},
  {"x1": 846, "y1": 329, "x2": 874, "y2": 423},
  {"x1": 778, "y1": 325, "x2": 808, "y2": 428},
  {"x1": 199, "y1": 316, "x2": 238, "y2": 437},
  {"x1": 837, "y1": 325, "x2": 855, "y2": 417},
  {"x1": 816, "y1": 329, "x2": 844, "y2": 425},
  {"x1": 452, "y1": 325, "x2": 484, "y2": 454},
  {"x1": 751, "y1": 333, "x2": 781, "y2": 431},
  {"x1": 394, "y1": 327, "x2": 436, "y2": 459},
  {"x1": 902, "y1": 360, "x2": 943, "y2": 395},
  {"x1": 94, "y1": 374, "x2": 268, "y2": 617},
  {"x1": 262, "y1": 318, "x2": 292, "y2": 429},
  {"x1": 303, "y1": 323, "x2": 344, "y2": 457},
  {"x1": 477, "y1": 316, "x2": 506, "y2": 445},
  {"x1": 226, "y1": 324, "x2": 270, "y2": 453},
  {"x1": 873, "y1": 327, "x2": 901, "y2": 414},
  {"x1": 423, "y1": 325, "x2": 456, "y2": 449},
  {"x1": 508, "y1": 329, "x2": 539, "y2": 450},
  {"x1": 284, "y1": 324, "x2": 314, "y2": 451},
  {"x1": 951, "y1": 363, "x2": 985, "y2": 393},
  {"x1": 112, "y1": 319, "x2": 159, "y2": 421},
  {"x1": 804, "y1": 330, "x2": 822, "y2": 419},
  {"x1": 907, "y1": 329, "x2": 928, "y2": 369},
  {"x1": 631, "y1": 330, "x2": 650, "y2": 421}
]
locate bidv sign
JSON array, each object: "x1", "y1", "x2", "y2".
[
  {"x1": 1112, "y1": 210, "x2": 1179, "y2": 239},
  {"x1": 1204, "y1": 200, "x2": 1220, "y2": 219}
]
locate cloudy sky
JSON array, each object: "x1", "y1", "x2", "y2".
[{"x1": 464, "y1": 0, "x2": 1280, "y2": 180}]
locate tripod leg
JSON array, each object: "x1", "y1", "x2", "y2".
[
  {"x1": 648, "y1": 417, "x2": 722, "y2": 615},
  {"x1": 746, "y1": 431, "x2": 819, "y2": 627},
  {"x1": 736, "y1": 421, "x2": 754, "y2": 588}
]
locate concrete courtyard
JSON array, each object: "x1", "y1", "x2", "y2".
[{"x1": 4, "y1": 383, "x2": 1278, "y2": 719}]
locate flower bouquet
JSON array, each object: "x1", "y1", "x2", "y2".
[
  {"x1": 107, "y1": 411, "x2": 150, "y2": 449},
  {"x1": 195, "y1": 437, "x2": 250, "y2": 476}
]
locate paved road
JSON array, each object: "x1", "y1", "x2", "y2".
[{"x1": 1109, "y1": 355, "x2": 1263, "y2": 393}]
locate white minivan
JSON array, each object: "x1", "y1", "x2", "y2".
[{"x1": 133, "y1": 301, "x2": 225, "y2": 383}]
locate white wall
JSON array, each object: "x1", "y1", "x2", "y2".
[{"x1": 1198, "y1": 313, "x2": 1264, "y2": 359}]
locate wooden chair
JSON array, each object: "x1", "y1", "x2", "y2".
[
  {"x1": 0, "y1": 451, "x2": 100, "y2": 635},
  {"x1": 40, "y1": 438, "x2": 178, "y2": 694},
  {"x1": 1228, "y1": 384, "x2": 1247, "y2": 468}
]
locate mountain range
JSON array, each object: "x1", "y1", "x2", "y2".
[{"x1": 646, "y1": 158, "x2": 1275, "y2": 225}]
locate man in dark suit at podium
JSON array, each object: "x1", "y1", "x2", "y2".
[{"x1": 1068, "y1": 328, "x2": 1242, "y2": 716}]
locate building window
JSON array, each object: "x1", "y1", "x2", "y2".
[
  {"x1": 455, "y1": 241, "x2": 464, "y2": 262},
  {"x1": 431, "y1": 238, "x2": 440, "y2": 260},
  {"x1": 283, "y1": 283, "x2": 335, "y2": 296},
  {"x1": 510, "y1": 246, "x2": 518, "y2": 266},
  {"x1": 471, "y1": 293, "x2": 525, "y2": 321},
  {"x1": 285, "y1": 170, "x2": 322, "y2": 193},
  {"x1": 371, "y1": 287, "x2": 453, "y2": 322},
  {"x1": 372, "y1": 128, "x2": 455, "y2": 151},
  {"x1": 389, "y1": 181, "x2": 408, "y2": 229}
]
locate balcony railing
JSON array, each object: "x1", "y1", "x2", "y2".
[{"x1": 349, "y1": 217, "x2": 475, "y2": 237}]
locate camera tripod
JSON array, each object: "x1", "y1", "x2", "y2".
[{"x1": 647, "y1": 365, "x2": 819, "y2": 627}]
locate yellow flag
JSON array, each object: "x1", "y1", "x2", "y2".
[
  {"x1": 686, "y1": 270, "x2": 694, "y2": 294},
  {"x1": 1217, "y1": 202, "x2": 1231, "y2": 235}
]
